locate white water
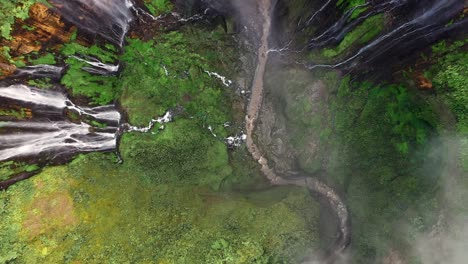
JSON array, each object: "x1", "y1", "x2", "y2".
[
  {"x1": 308, "y1": 0, "x2": 463, "y2": 69},
  {"x1": 0, "y1": 85, "x2": 121, "y2": 161},
  {"x1": 0, "y1": 85, "x2": 121, "y2": 124},
  {"x1": 204, "y1": 70, "x2": 233, "y2": 87},
  {"x1": 0, "y1": 121, "x2": 117, "y2": 161},
  {"x1": 49, "y1": 0, "x2": 134, "y2": 46},
  {"x1": 71, "y1": 55, "x2": 120, "y2": 75},
  {"x1": 122, "y1": 111, "x2": 173, "y2": 133},
  {"x1": 15, "y1": 64, "x2": 65, "y2": 79},
  {"x1": 0, "y1": 85, "x2": 68, "y2": 108}
]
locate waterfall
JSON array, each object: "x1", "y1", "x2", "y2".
[
  {"x1": 0, "y1": 121, "x2": 117, "y2": 162},
  {"x1": 0, "y1": 85, "x2": 121, "y2": 162},
  {"x1": 49, "y1": 0, "x2": 134, "y2": 46},
  {"x1": 307, "y1": 0, "x2": 466, "y2": 69},
  {"x1": 70, "y1": 55, "x2": 120, "y2": 75},
  {"x1": 14, "y1": 64, "x2": 65, "y2": 79}
]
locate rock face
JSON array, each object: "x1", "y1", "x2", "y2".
[
  {"x1": 256, "y1": 66, "x2": 332, "y2": 175},
  {"x1": 0, "y1": 3, "x2": 73, "y2": 78},
  {"x1": 11, "y1": 3, "x2": 73, "y2": 54},
  {"x1": 256, "y1": 89, "x2": 296, "y2": 175}
]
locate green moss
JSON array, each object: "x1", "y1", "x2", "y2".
[
  {"x1": 426, "y1": 40, "x2": 468, "y2": 170},
  {"x1": 120, "y1": 31, "x2": 233, "y2": 127},
  {"x1": 0, "y1": 152, "x2": 319, "y2": 263},
  {"x1": 0, "y1": 108, "x2": 28, "y2": 120},
  {"x1": 29, "y1": 53, "x2": 56, "y2": 65},
  {"x1": 0, "y1": 161, "x2": 40, "y2": 181},
  {"x1": 336, "y1": 0, "x2": 366, "y2": 12},
  {"x1": 60, "y1": 43, "x2": 120, "y2": 105},
  {"x1": 322, "y1": 14, "x2": 385, "y2": 58},
  {"x1": 27, "y1": 78, "x2": 53, "y2": 89},
  {"x1": 144, "y1": 0, "x2": 173, "y2": 15}
]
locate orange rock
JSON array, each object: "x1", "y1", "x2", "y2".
[
  {"x1": 0, "y1": 62, "x2": 16, "y2": 77},
  {"x1": 416, "y1": 73, "x2": 433, "y2": 90},
  {"x1": 24, "y1": 108, "x2": 33, "y2": 119},
  {"x1": 8, "y1": 3, "x2": 73, "y2": 55},
  {"x1": 0, "y1": 3, "x2": 74, "y2": 79}
]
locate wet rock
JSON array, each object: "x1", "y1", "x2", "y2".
[
  {"x1": 257, "y1": 67, "x2": 331, "y2": 175},
  {"x1": 0, "y1": 3, "x2": 74, "y2": 78},
  {"x1": 8, "y1": 3, "x2": 73, "y2": 54},
  {"x1": 256, "y1": 91, "x2": 296, "y2": 175},
  {"x1": 0, "y1": 61, "x2": 16, "y2": 77}
]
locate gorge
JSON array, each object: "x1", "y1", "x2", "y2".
[{"x1": 0, "y1": 0, "x2": 467, "y2": 263}]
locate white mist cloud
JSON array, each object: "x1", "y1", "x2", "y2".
[{"x1": 411, "y1": 136, "x2": 468, "y2": 264}]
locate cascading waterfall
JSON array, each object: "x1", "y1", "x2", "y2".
[
  {"x1": 14, "y1": 64, "x2": 65, "y2": 79},
  {"x1": 48, "y1": 0, "x2": 134, "y2": 46},
  {"x1": 304, "y1": 0, "x2": 466, "y2": 69},
  {"x1": 0, "y1": 121, "x2": 117, "y2": 162},
  {"x1": 0, "y1": 85, "x2": 121, "y2": 162},
  {"x1": 70, "y1": 55, "x2": 120, "y2": 75}
]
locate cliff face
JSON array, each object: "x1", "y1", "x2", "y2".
[
  {"x1": 11, "y1": 3, "x2": 72, "y2": 54},
  {"x1": 254, "y1": 1, "x2": 467, "y2": 263},
  {"x1": 0, "y1": 3, "x2": 73, "y2": 78}
]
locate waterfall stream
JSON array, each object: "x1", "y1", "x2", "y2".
[
  {"x1": 304, "y1": 0, "x2": 466, "y2": 69},
  {"x1": 48, "y1": 0, "x2": 134, "y2": 46},
  {"x1": 70, "y1": 55, "x2": 120, "y2": 75},
  {"x1": 245, "y1": 0, "x2": 350, "y2": 262},
  {"x1": 0, "y1": 85, "x2": 121, "y2": 162},
  {"x1": 14, "y1": 65, "x2": 65, "y2": 79}
]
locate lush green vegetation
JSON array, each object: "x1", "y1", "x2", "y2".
[
  {"x1": 120, "y1": 119, "x2": 232, "y2": 189},
  {"x1": 0, "y1": 153, "x2": 319, "y2": 263},
  {"x1": 336, "y1": 0, "x2": 366, "y2": 10},
  {"x1": 1, "y1": 1, "x2": 466, "y2": 263},
  {"x1": 430, "y1": 40, "x2": 467, "y2": 102},
  {"x1": 315, "y1": 39, "x2": 466, "y2": 263},
  {"x1": 269, "y1": 66, "x2": 447, "y2": 262},
  {"x1": 0, "y1": 108, "x2": 29, "y2": 120},
  {"x1": 144, "y1": 0, "x2": 173, "y2": 15},
  {"x1": 328, "y1": 77, "x2": 442, "y2": 262},
  {"x1": 29, "y1": 53, "x2": 56, "y2": 65},
  {"x1": 120, "y1": 29, "x2": 236, "y2": 129},
  {"x1": 0, "y1": 0, "x2": 38, "y2": 39},
  {"x1": 59, "y1": 42, "x2": 120, "y2": 104},
  {"x1": 426, "y1": 40, "x2": 468, "y2": 170},
  {"x1": 0, "y1": 161, "x2": 40, "y2": 181},
  {"x1": 0, "y1": 5, "x2": 320, "y2": 263}
]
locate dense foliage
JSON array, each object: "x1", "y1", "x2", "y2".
[
  {"x1": 59, "y1": 42, "x2": 120, "y2": 104},
  {"x1": 0, "y1": 5, "x2": 320, "y2": 262},
  {"x1": 120, "y1": 32, "x2": 231, "y2": 127},
  {"x1": 1, "y1": 1, "x2": 466, "y2": 263},
  {"x1": 0, "y1": 153, "x2": 319, "y2": 263}
]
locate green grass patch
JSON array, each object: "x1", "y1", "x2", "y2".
[{"x1": 0, "y1": 151, "x2": 319, "y2": 263}]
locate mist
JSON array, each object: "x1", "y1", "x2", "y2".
[{"x1": 410, "y1": 136, "x2": 468, "y2": 264}]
